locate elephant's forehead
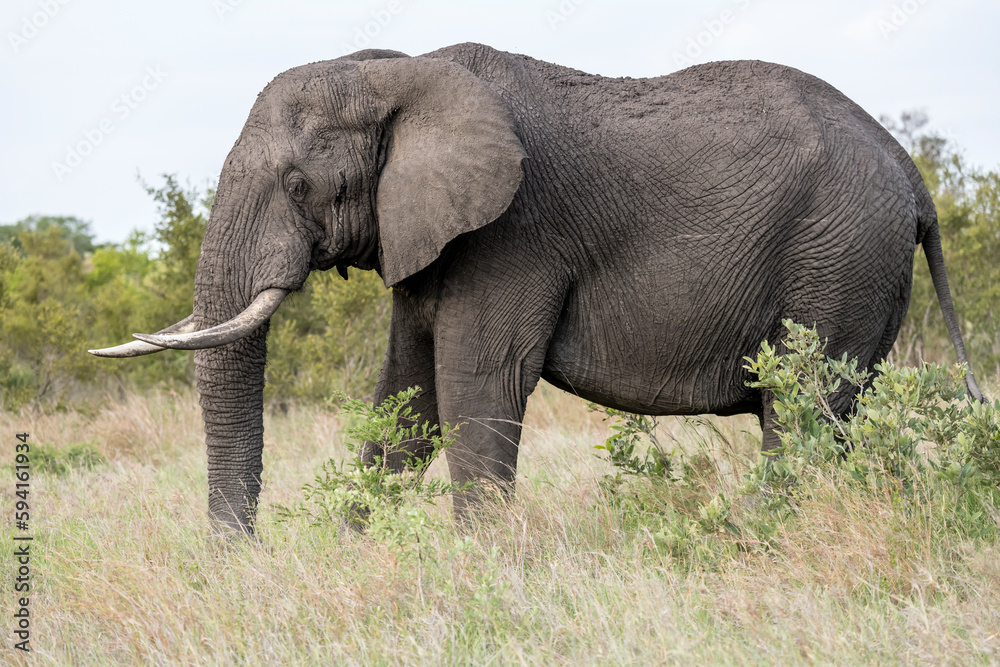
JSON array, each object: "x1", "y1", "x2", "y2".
[
  {"x1": 237, "y1": 119, "x2": 350, "y2": 173},
  {"x1": 255, "y1": 62, "x2": 358, "y2": 124},
  {"x1": 245, "y1": 88, "x2": 354, "y2": 150},
  {"x1": 237, "y1": 63, "x2": 366, "y2": 168},
  {"x1": 251, "y1": 88, "x2": 319, "y2": 132}
]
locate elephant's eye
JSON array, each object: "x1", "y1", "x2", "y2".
[{"x1": 287, "y1": 178, "x2": 309, "y2": 202}]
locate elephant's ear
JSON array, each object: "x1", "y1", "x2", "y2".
[{"x1": 359, "y1": 57, "x2": 527, "y2": 286}]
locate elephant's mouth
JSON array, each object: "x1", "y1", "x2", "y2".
[{"x1": 88, "y1": 288, "x2": 288, "y2": 358}]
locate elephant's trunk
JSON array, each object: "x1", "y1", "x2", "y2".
[
  {"x1": 195, "y1": 328, "x2": 268, "y2": 535},
  {"x1": 192, "y1": 211, "x2": 273, "y2": 535},
  {"x1": 190, "y1": 180, "x2": 300, "y2": 536},
  {"x1": 192, "y1": 202, "x2": 270, "y2": 534},
  {"x1": 91, "y1": 262, "x2": 285, "y2": 535}
]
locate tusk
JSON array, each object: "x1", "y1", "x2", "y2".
[
  {"x1": 132, "y1": 288, "x2": 288, "y2": 351},
  {"x1": 89, "y1": 315, "x2": 198, "y2": 358}
]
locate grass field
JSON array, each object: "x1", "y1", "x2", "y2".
[{"x1": 2, "y1": 379, "x2": 999, "y2": 665}]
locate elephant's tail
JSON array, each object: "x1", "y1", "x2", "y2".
[{"x1": 919, "y1": 210, "x2": 985, "y2": 402}]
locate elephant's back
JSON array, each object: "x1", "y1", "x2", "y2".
[
  {"x1": 428, "y1": 46, "x2": 900, "y2": 164},
  {"x1": 599, "y1": 60, "x2": 870, "y2": 163}
]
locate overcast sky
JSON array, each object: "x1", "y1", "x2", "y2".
[{"x1": 2, "y1": 0, "x2": 997, "y2": 244}]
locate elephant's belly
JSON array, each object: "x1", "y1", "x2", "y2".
[
  {"x1": 540, "y1": 351, "x2": 754, "y2": 417},
  {"x1": 540, "y1": 279, "x2": 771, "y2": 417},
  {"x1": 541, "y1": 333, "x2": 758, "y2": 416}
]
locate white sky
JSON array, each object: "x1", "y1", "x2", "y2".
[{"x1": 2, "y1": 0, "x2": 997, "y2": 244}]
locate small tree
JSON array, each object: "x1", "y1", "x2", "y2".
[{"x1": 0, "y1": 227, "x2": 96, "y2": 409}]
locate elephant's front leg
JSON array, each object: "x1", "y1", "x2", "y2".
[
  {"x1": 361, "y1": 292, "x2": 439, "y2": 474},
  {"x1": 432, "y1": 289, "x2": 562, "y2": 517}
]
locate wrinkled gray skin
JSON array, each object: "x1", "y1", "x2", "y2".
[{"x1": 98, "y1": 44, "x2": 982, "y2": 536}]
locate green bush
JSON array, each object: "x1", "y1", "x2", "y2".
[
  {"x1": 0, "y1": 227, "x2": 97, "y2": 409},
  {"x1": 276, "y1": 386, "x2": 463, "y2": 538},
  {"x1": 593, "y1": 409, "x2": 673, "y2": 481},
  {"x1": 591, "y1": 406, "x2": 752, "y2": 564},
  {"x1": 595, "y1": 320, "x2": 1000, "y2": 567},
  {"x1": 744, "y1": 320, "x2": 1000, "y2": 511}
]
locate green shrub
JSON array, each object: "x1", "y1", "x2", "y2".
[
  {"x1": 591, "y1": 406, "x2": 751, "y2": 564},
  {"x1": 276, "y1": 387, "x2": 463, "y2": 539},
  {"x1": 594, "y1": 320, "x2": 1000, "y2": 566},
  {"x1": 593, "y1": 409, "x2": 672, "y2": 482},
  {"x1": 744, "y1": 320, "x2": 1000, "y2": 516},
  {"x1": 0, "y1": 228, "x2": 97, "y2": 410}
]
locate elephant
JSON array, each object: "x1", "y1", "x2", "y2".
[{"x1": 91, "y1": 43, "x2": 983, "y2": 536}]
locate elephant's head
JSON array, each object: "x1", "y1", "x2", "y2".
[{"x1": 91, "y1": 49, "x2": 526, "y2": 535}]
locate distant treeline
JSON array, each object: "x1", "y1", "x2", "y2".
[
  {"x1": 1, "y1": 119, "x2": 996, "y2": 412},
  {"x1": 0, "y1": 176, "x2": 390, "y2": 411}
]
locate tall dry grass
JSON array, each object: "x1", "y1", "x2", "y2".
[{"x1": 1, "y1": 380, "x2": 998, "y2": 665}]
